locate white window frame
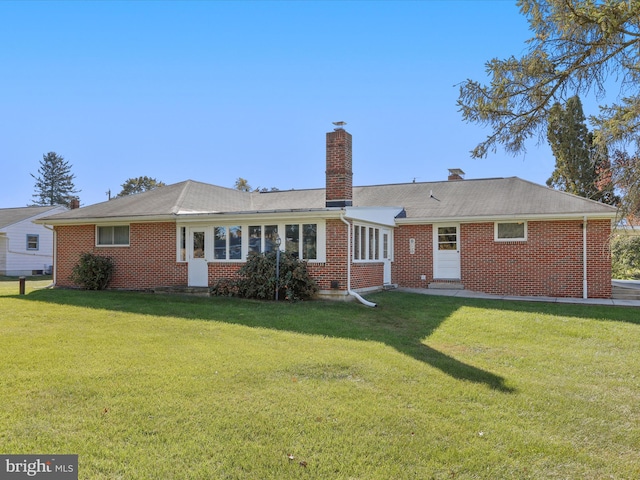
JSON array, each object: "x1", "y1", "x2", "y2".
[
  {"x1": 176, "y1": 221, "x2": 326, "y2": 263},
  {"x1": 494, "y1": 221, "x2": 527, "y2": 242},
  {"x1": 353, "y1": 223, "x2": 384, "y2": 262},
  {"x1": 96, "y1": 225, "x2": 130, "y2": 247},
  {"x1": 26, "y1": 234, "x2": 39, "y2": 251}
]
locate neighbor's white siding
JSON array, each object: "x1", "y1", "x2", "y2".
[
  {"x1": 0, "y1": 206, "x2": 65, "y2": 276},
  {"x1": 0, "y1": 235, "x2": 7, "y2": 274}
]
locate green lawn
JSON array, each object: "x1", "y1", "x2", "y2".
[{"x1": 1, "y1": 278, "x2": 639, "y2": 479}]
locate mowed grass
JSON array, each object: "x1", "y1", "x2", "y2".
[{"x1": 1, "y1": 278, "x2": 639, "y2": 479}]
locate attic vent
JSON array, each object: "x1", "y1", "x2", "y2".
[{"x1": 448, "y1": 168, "x2": 465, "y2": 181}]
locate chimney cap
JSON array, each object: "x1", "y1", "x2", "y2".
[
  {"x1": 332, "y1": 121, "x2": 347, "y2": 130},
  {"x1": 448, "y1": 168, "x2": 465, "y2": 177}
]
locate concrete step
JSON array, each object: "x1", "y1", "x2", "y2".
[
  {"x1": 612, "y1": 286, "x2": 640, "y2": 300},
  {"x1": 429, "y1": 281, "x2": 464, "y2": 290}
]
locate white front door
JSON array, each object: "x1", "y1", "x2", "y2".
[
  {"x1": 433, "y1": 224, "x2": 460, "y2": 279},
  {"x1": 188, "y1": 228, "x2": 209, "y2": 287},
  {"x1": 382, "y1": 229, "x2": 392, "y2": 284}
]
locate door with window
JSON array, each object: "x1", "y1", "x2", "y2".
[
  {"x1": 382, "y1": 228, "x2": 392, "y2": 284},
  {"x1": 188, "y1": 227, "x2": 209, "y2": 287},
  {"x1": 433, "y1": 224, "x2": 460, "y2": 279}
]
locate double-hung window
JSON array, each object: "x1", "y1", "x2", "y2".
[{"x1": 26, "y1": 234, "x2": 39, "y2": 250}]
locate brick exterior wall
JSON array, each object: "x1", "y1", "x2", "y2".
[
  {"x1": 308, "y1": 219, "x2": 349, "y2": 291},
  {"x1": 461, "y1": 219, "x2": 611, "y2": 298},
  {"x1": 392, "y1": 224, "x2": 434, "y2": 289},
  {"x1": 55, "y1": 223, "x2": 187, "y2": 289},
  {"x1": 54, "y1": 218, "x2": 611, "y2": 298}
]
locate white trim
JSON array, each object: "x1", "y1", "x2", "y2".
[
  {"x1": 494, "y1": 221, "x2": 528, "y2": 242},
  {"x1": 95, "y1": 225, "x2": 130, "y2": 247},
  {"x1": 175, "y1": 220, "x2": 327, "y2": 263},
  {"x1": 433, "y1": 223, "x2": 460, "y2": 280},
  {"x1": 397, "y1": 212, "x2": 616, "y2": 225}
]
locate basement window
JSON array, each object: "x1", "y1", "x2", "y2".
[
  {"x1": 97, "y1": 225, "x2": 130, "y2": 246},
  {"x1": 495, "y1": 221, "x2": 527, "y2": 242}
]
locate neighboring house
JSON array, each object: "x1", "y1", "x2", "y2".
[
  {"x1": 37, "y1": 127, "x2": 617, "y2": 299},
  {"x1": 0, "y1": 205, "x2": 67, "y2": 276}
]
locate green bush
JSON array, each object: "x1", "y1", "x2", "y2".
[
  {"x1": 70, "y1": 252, "x2": 114, "y2": 290},
  {"x1": 611, "y1": 234, "x2": 640, "y2": 279},
  {"x1": 210, "y1": 278, "x2": 239, "y2": 297},
  {"x1": 217, "y1": 251, "x2": 318, "y2": 302}
]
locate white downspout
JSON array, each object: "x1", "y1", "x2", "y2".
[
  {"x1": 43, "y1": 224, "x2": 56, "y2": 288},
  {"x1": 583, "y1": 216, "x2": 588, "y2": 299},
  {"x1": 340, "y1": 214, "x2": 377, "y2": 307}
]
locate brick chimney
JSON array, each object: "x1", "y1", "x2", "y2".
[
  {"x1": 326, "y1": 123, "x2": 353, "y2": 207},
  {"x1": 69, "y1": 198, "x2": 80, "y2": 209},
  {"x1": 447, "y1": 168, "x2": 465, "y2": 181}
]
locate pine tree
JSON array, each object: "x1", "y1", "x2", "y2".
[
  {"x1": 546, "y1": 96, "x2": 617, "y2": 205},
  {"x1": 31, "y1": 152, "x2": 80, "y2": 207}
]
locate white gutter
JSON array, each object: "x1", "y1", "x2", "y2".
[
  {"x1": 396, "y1": 212, "x2": 617, "y2": 225},
  {"x1": 340, "y1": 214, "x2": 377, "y2": 307},
  {"x1": 42, "y1": 224, "x2": 56, "y2": 288},
  {"x1": 583, "y1": 216, "x2": 588, "y2": 299}
]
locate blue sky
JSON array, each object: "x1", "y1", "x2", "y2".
[{"x1": 2, "y1": 0, "x2": 566, "y2": 208}]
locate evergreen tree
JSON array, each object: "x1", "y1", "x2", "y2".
[
  {"x1": 31, "y1": 152, "x2": 80, "y2": 207},
  {"x1": 546, "y1": 96, "x2": 617, "y2": 205},
  {"x1": 116, "y1": 176, "x2": 166, "y2": 197},
  {"x1": 458, "y1": 0, "x2": 640, "y2": 158}
]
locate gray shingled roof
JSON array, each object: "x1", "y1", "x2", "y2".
[
  {"x1": 354, "y1": 177, "x2": 617, "y2": 219},
  {"x1": 0, "y1": 206, "x2": 65, "y2": 229},
  {"x1": 38, "y1": 177, "x2": 617, "y2": 224}
]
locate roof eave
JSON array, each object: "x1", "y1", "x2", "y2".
[
  {"x1": 396, "y1": 211, "x2": 618, "y2": 225},
  {"x1": 35, "y1": 208, "x2": 346, "y2": 225},
  {"x1": 34, "y1": 214, "x2": 179, "y2": 225}
]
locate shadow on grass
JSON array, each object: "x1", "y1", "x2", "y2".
[{"x1": 2, "y1": 287, "x2": 567, "y2": 393}]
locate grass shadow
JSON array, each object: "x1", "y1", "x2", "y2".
[{"x1": 7, "y1": 288, "x2": 527, "y2": 392}]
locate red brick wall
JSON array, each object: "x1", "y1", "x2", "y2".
[
  {"x1": 393, "y1": 224, "x2": 433, "y2": 289},
  {"x1": 391, "y1": 220, "x2": 611, "y2": 298},
  {"x1": 55, "y1": 223, "x2": 187, "y2": 289},
  {"x1": 54, "y1": 218, "x2": 611, "y2": 298},
  {"x1": 308, "y1": 219, "x2": 349, "y2": 291},
  {"x1": 586, "y1": 219, "x2": 612, "y2": 298},
  {"x1": 460, "y1": 219, "x2": 611, "y2": 298},
  {"x1": 54, "y1": 219, "x2": 360, "y2": 292}
]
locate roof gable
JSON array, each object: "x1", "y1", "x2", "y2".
[{"x1": 0, "y1": 206, "x2": 67, "y2": 229}]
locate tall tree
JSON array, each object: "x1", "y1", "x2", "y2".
[
  {"x1": 458, "y1": 0, "x2": 640, "y2": 159},
  {"x1": 546, "y1": 96, "x2": 617, "y2": 204},
  {"x1": 31, "y1": 152, "x2": 80, "y2": 207},
  {"x1": 116, "y1": 176, "x2": 166, "y2": 197},
  {"x1": 457, "y1": 0, "x2": 640, "y2": 218},
  {"x1": 611, "y1": 150, "x2": 640, "y2": 223}
]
